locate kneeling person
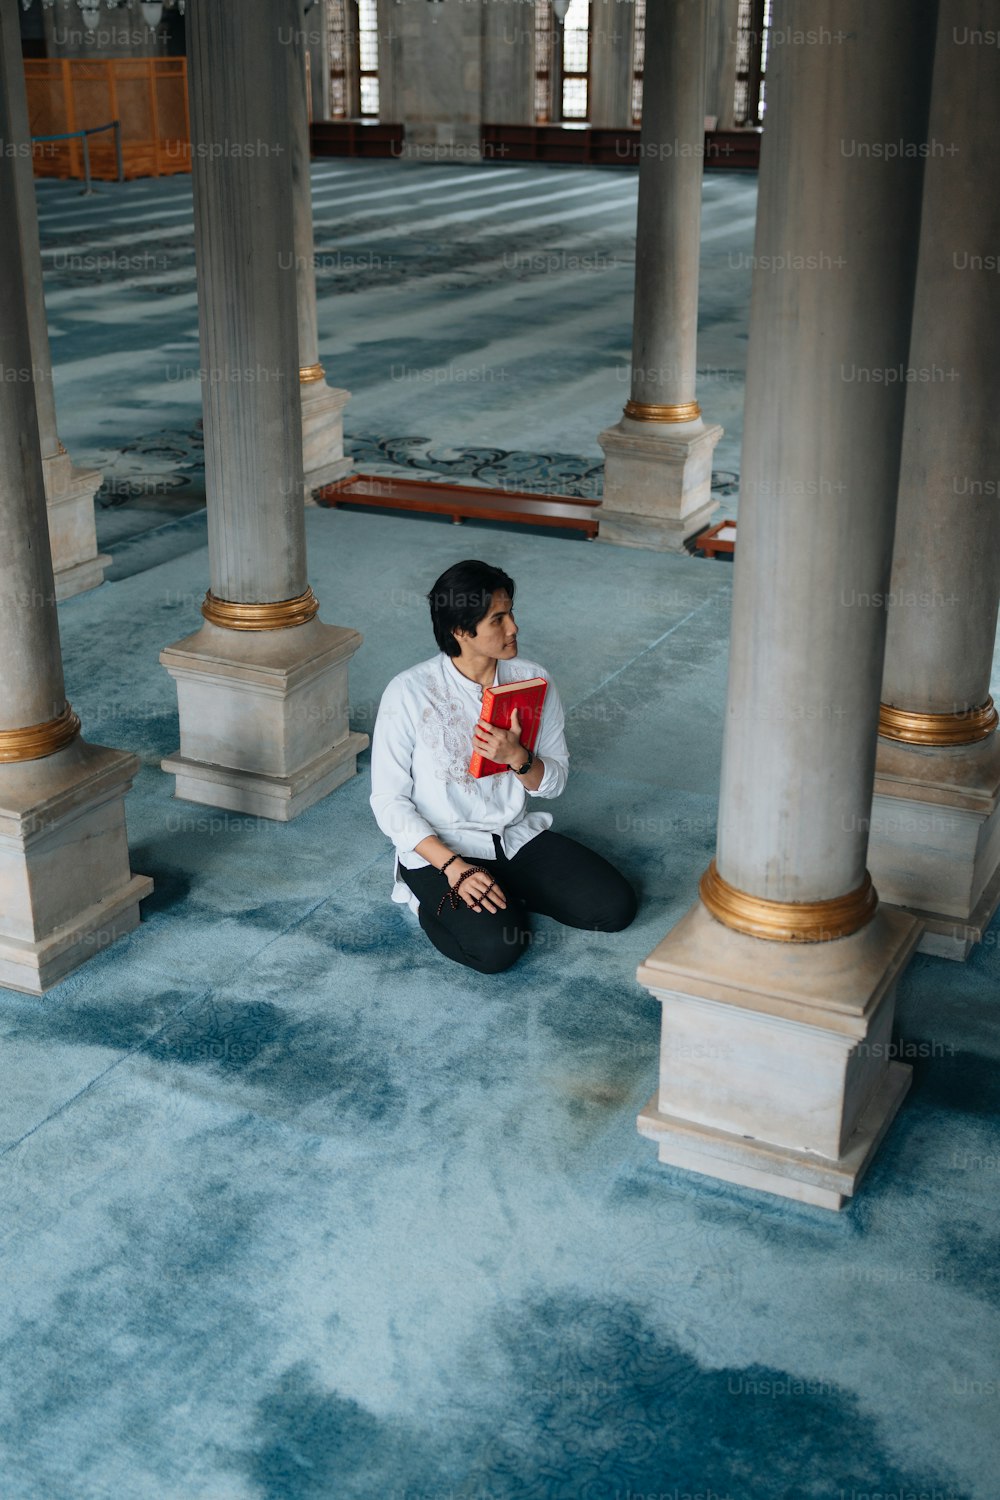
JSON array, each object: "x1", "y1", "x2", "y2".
[{"x1": 369, "y1": 559, "x2": 637, "y2": 973}]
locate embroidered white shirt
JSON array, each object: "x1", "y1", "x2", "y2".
[{"x1": 369, "y1": 651, "x2": 569, "y2": 912}]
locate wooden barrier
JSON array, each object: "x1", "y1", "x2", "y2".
[
  {"x1": 25, "y1": 58, "x2": 190, "y2": 179},
  {"x1": 316, "y1": 474, "x2": 601, "y2": 538},
  {"x1": 481, "y1": 124, "x2": 761, "y2": 170}
]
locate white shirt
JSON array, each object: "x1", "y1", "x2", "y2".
[{"x1": 369, "y1": 651, "x2": 569, "y2": 912}]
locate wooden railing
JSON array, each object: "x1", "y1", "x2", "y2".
[{"x1": 25, "y1": 58, "x2": 190, "y2": 180}]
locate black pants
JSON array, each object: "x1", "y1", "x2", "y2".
[{"x1": 399, "y1": 831, "x2": 637, "y2": 974}]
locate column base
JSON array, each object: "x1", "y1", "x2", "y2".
[
  {"x1": 869, "y1": 734, "x2": 1000, "y2": 960},
  {"x1": 0, "y1": 738, "x2": 153, "y2": 995},
  {"x1": 161, "y1": 731, "x2": 367, "y2": 821},
  {"x1": 42, "y1": 450, "x2": 111, "y2": 600},
  {"x1": 638, "y1": 1062, "x2": 912, "y2": 1211},
  {"x1": 301, "y1": 381, "x2": 351, "y2": 499},
  {"x1": 160, "y1": 615, "x2": 369, "y2": 822},
  {"x1": 596, "y1": 417, "x2": 723, "y2": 552},
  {"x1": 635, "y1": 899, "x2": 923, "y2": 1210}
]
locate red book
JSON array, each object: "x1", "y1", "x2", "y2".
[{"x1": 469, "y1": 677, "x2": 548, "y2": 779}]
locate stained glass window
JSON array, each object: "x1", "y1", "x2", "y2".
[
  {"x1": 631, "y1": 0, "x2": 645, "y2": 125},
  {"x1": 734, "y1": 0, "x2": 771, "y2": 126},
  {"x1": 327, "y1": 0, "x2": 348, "y2": 119},
  {"x1": 358, "y1": 0, "x2": 380, "y2": 117},
  {"x1": 561, "y1": 0, "x2": 591, "y2": 121},
  {"x1": 534, "y1": 0, "x2": 553, "y2": 122}
]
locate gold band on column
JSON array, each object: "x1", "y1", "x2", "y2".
[
  {"x1": 878, "y1": 697, "x2": 998, "y2": 746},
  {"x1": 201, "y1": 588, "x2": 320, "y2": 631},
  {"x1": 699, "y1": 858, "x2": 878, "y2": 943},
  {"x1": 0, "y1": 703, "x2": 81, "y2": 764},
  {"x1": 299, "y1": 362, "x2": 326, "y2": 384},
  {"x1": 624, "y1": 399, "x2": 701, "y2": 423}
]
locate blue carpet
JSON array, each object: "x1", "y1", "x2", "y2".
[
  {"x1": 1, "y1": 164, "x2": 997, "y2": 1500},
  {"x1": 36, "y1": 158, "x2": 753, "y2": 550}
]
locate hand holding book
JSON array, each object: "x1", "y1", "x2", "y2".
[
  {"x1": 469, "y1": 677, "x2": 548, "y2": 778},
  {"x1": 473, "y1": 707, "x2": 525, "y2": 771}
]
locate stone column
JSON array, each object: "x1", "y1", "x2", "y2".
[
  {"x1": 395, "y1": 0, "x2": 482, "y2": 161},
  {"x1": 481, "y1": 0, "x2": 535, "y2": 127},
  {"x1": 1, "y1": 27, "x2": 109, "y2": 599},
  {"x1": 867, "y1": 1, "x2": 1000, "y2": 961},
  {"x1": 305, "y1": 0, "x2": 330, "y2": 124},
  {"x1": 160, "y1": 0, "x2": 367, "y2": 820},
  {"x1": 704, "y1": 0, "x2": 740, "y2": 130},
  {"x1": 635, "y1": 0, "x2": 937, "y2": 1209},
  {"x1": 549, "y1": 7, "x2": 564, "y2": 125},
  {"x1": 290, "y1": 10, "x2": 352, "y2": 496},
  {"x1": 0, "y1": 4, "x2": 151, "y2": 995},
  {"x1": 597, "y1": 0, "x2": 723, "y2": 552},
  {"x1": 375, "y1": 0, "x2": 400, "y2": 125},
  {"x1": 587, "y1": 0, "x2": 635, "y2": 131}
]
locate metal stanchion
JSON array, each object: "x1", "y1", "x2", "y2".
[{"x1": 29, "y1": 121, "x2": 123, "y2": 193}]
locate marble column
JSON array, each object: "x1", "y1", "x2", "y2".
[
  {"x1": 305, "y1": 0, "x2": 330, "y2": 124},
  {"x1": 374, "y1": 0, "x2": 400, "y2": 126},
  {"x1": 587, "y1": 0, "x2": 635, "y2": 131},
  {"x1": 867, "y1": 1, "x2": 1000, "y2": 962},
  {"x1": 481, "y1": 0, "x2": 535, "y2": 127},
  {"x1": 704, "y1": 0, "x2": 740, "y2": 130},
  {"x1": 0, "y1": 5, "x2": 151, "y2": 995},
  {"x1": 393, "y1": 0, "x2": 482, "y2": 161},
  {"x1": 290, "y1": 13, "x2": 352, "y2": 496},
  {"x1": 597, "y1": 0, "x2": 723, "y2": 552},
  {"x1": 635, "y1": 0, "x2": 936, "y2": 1208},
  {"x1": 1, "y1": 26, "x2": 109, "y2": 599},
  {"x1": 160, "y1": 0, "x2": 367, "y2": 820}
]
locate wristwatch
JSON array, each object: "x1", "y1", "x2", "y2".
[{"x1": 512, "y1": 746, "x2": 534, "y2": 776}]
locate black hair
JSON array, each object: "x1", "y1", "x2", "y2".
[{"x1": 427, "y1": 560, "x2": 516, "y2": 657}]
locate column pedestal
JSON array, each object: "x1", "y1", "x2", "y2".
[
  {"x1": 636, "y1": 902, "x2": 922, "y2": 1209},
  {"x1": 300, "y1": 374, "x2": 351, "y2": 498},
  {"x1": 597, "y1": 417, "x2": 722, "y2": 551},
  {"x1": 43, "y1": 450, "x2": 111, "y2": 598},
  {"x1": 0, "y1": 739, "x2": 153, "y2": 995},
  {"x1": 160, "y1": 618, "x2": 368, "y2": 821},
  {"x1": 869, "y1": 735, "x2": 1000, "y2": 960}
]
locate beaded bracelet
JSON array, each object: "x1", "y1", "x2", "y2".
[{"x1": 436, "y1": 865, "x2": 495, "y2": 917}]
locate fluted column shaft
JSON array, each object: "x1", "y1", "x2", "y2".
[
  {"x1": 629, "y1": 0, "x2": 706, "y2": 414},
  {"x1": 0, "y1": 38, "x2": 67, "y2": 733},
  {"x1": 289, "y1": 18, "x2": 320, "y2": 377},
  {"x1": 714, "y1": 0, "x2": 937, "y2": 906},
  {"x1": 880, "y1": 0, "x2": 1000, "y2": 727},
  {"x1": 1, "y1": 30, "x2": 59, "y2": 460},
  {"x1": 187, "y1": 0, "x2": 307, "y2": 605}
]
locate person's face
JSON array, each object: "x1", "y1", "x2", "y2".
[{"x1": 456, "y1": 590, "x2": 518, "y2": 660}]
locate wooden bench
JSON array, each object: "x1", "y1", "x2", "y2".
[
  {"x1": 694, "y1": 518, "x2": 737, "y2": 558},
  {"x1": 315, "y1": 474, "x2": 601, "y2": 539}
]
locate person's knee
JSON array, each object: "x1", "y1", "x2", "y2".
[
  {"x1": 464, "y1": 931, "x2": 526, "y2": 973},
  {"x1": 468, "y1": 943, "x2": 523, "y2": 974},
  {"x1": 590, "y1": 877, "x2": 638, "y2": 933},
  {"x1": 459, "y1": 916, "x2": 528, "y2": 974}
]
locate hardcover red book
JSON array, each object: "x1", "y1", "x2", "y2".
[{"x1": 469, "y1": 677, "x2": 548, "y2": 779}]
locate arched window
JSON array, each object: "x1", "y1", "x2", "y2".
[
  {"x1": 534, "y1": 0, "x2": 592, "y2": 125},
  {"x1": 326, "y1": 0, "x2": 380, "y2": 120},
  {"x1": 734, "y1": 0, "x2": 772, "y2": 126},
  {"x1": 631, "y1": 0, "x2": 646, "y2": 126},
  {"x1": 357, "y1": 0, "x2": 380, "y2": 117},
  {"x1": 328, "y1": 0, "x2": 349, "y2": 119},
  {"x1": 561, "y1": 0, "x2": 591, "y2": 120},
  {"x1": 533, "y1": 0, "x2": 554, "y2": 122}
]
